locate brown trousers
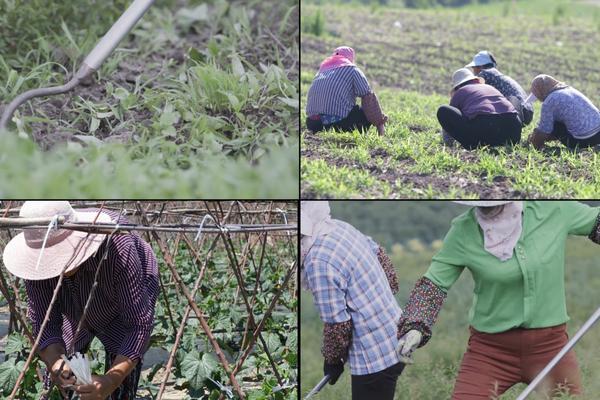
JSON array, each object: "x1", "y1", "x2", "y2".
[{"x1": 452, "y1": 324, "x2": 582, "y2": 399}]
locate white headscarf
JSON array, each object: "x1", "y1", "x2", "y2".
[
  {"x1": 473, "y1": 201, "x2": 524, "y2": 261},
  {"x1": 300, "y1": 201, "x2": 336, "y2": 289}
]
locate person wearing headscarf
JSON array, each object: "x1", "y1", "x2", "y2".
[
  {"x1": 466, "y1": 50, "x2": 534, "y2": 126},
  {"x1": 397, "y1": 201, "x2": 600, "y2": 399},
  {"x1": 527, "y1": 74, "x2": 600, "y2": 150},
  {"x1": 437, "y1": 68, "x2": 522, "y2": 149},
  {"x1": 301, "y1": 201, "x2": 408, "y2": 400},
  {"x1": 2, "y1": 201, "x2": 159, "y2": 400},
  {"x1": 305, "y1": 46, "x2": 388, "y2": 135}
]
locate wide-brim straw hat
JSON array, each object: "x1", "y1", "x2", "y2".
[
  {"x1": 3, "y1": 201, "x2": 112, "y2": 281},
  {"x1": 452, "y1": 68, "x2": 484, "y2": 90},
  {"x1": 453, "y1": 201, "x2": 513, "y2": 207}
]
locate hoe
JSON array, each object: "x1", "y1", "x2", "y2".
[{"x1": 0, "y1": 0, "x2": 155, "y2": 132}]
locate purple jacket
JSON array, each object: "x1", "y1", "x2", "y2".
[
  {"x1": 451, "y1": 83, "x2": 517, "y2": 119},
  {"x1": 25, "y1": 209, "x2": 159, "y2": 362}
]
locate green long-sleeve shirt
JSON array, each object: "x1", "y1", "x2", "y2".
[{"x1": 425, "y1": 201, "x2": 599, "y2": 334}]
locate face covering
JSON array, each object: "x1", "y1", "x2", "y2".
[
  {"x1": 474, "y1": 202, "x2": 524, "y2": 261},
  {"x1": 300, "y1": 201, "x2": 336, "y2": 289}
]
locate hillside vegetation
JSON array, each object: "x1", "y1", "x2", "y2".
[{"x1": 301, "y1": 0, "x2": 600, "y2": 198}]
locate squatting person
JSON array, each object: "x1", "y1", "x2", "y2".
[
  {"x1": 301, "y1": 201, "x2": 416, "y2": 400},
  {"x1": 466, "y1": 50, "x2": 534, "y2": 126},
  {"x1": 2, "y1": 201, "x2": 159, "y2": 400},
  {"x1": 397, "y1": 201, "x2": 600, "y2": 399},
  {"x1": 437, "y1": 68, "x2": 522, "y2": 149},
  {"x1": 527, "y1": 74, "x2": 600, "y2": 150},
  {"x1": 305, "y1": 46, "x2": 388, "y2": 135}
]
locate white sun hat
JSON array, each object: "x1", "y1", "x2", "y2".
[
  {"x1": 452, "y1": 68, "x2": 484, "y2": 90},
  {"x1": 466, "y1": 50, "x2": 497, "y2": 68},
  {"x1": 2, "y1": 201, "x2": 112, "y2": 281},
  {"x1": 453, "y1": 201, "x2": 514, "y2": 207}
]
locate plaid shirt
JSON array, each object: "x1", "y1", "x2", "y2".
[{"x1": 304, "y1": 220, "x2": 402, "y2": 375}]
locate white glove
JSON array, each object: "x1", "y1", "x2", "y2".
[{"x1": 397, "y1": 330, "x2": 422, "y2": 357}]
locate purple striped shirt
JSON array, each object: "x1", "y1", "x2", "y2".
[{"x1": 25, "y1": 209, "x2": 159, "y2": 362}]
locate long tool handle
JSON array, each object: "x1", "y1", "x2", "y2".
[
  {"x1": 516, "y1": 306, "x2": 600, "y2": 400},
  {"x1": 303, "y1": 375, "x2": 330, "y2": 399},
  {"x1": 83, "y1": 0, "x2": 155, "y2": 70}
]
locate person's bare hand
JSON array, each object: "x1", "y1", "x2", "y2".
[
  {"x1": 528, "y1": 133, "x2": 544, "y2": 149},
  {"x1": 74, "y1": 374, "x2": 117, "y2": 400},
  {"x1": 50, "y1": 358, "x2": 76, "y2": 388}
]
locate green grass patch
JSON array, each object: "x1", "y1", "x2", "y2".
[
  {"x1": 0, "y1": 0, "x2": 299, "y2": 197},
  {"x1": 301, "y1": 2, "x2": 600, "y2": 198}
]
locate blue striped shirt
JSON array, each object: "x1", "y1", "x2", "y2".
[
  {"x1": 25, "y1": 209, "x2": 159, "y2": 362},
  {"x1": 306, "y1": 66, "x2": 372, "y2": 119},
  {"x1": 304, "y1": 220, "x2": 403, "y2": 375}
]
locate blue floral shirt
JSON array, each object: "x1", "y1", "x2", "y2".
[{"x1": 478, "y1": 68, "x2": 532, "y2": 111}]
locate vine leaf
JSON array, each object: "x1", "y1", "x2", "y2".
[
  {"x1": 0, "y1": 358, "x2": 24, "y2": 394},
  {"x1": 4, "y1": 332, "x2": 28, "y2": 355},
  {"x1": 181, "y1": 351, "x2": 219, "y2": 389}
]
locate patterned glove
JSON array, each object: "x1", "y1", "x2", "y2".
[
  {"x1": 361, "y1": 92, "x2": 387, "y2": 126},
  {"x1": 397, "y1": 277, "x2": 446, "y2": 347}
]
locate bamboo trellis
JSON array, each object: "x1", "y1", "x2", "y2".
[{"x1": 0, "y1": 201, "x2": 298, "y2": 400}]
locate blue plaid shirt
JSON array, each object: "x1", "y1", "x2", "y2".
[{"x1": 304, "y1": 220, "x2": 403, "y2": 375}]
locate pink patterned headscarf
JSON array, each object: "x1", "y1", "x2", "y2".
[{"x1": 318, "y1": 46, "x2": 356, "y2": 73}]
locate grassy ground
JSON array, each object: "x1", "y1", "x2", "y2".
[
  {"x1": 300, "y1": 236, "x2": 600, "y2": 399},
  {"x1": 0, "y1": 0, "x2": 299, "y2": 197},
  {"x1": 301, "y1": 0, "x2": 600, "y2": 198}
]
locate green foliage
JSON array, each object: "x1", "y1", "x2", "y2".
[
  {"x1": 553, "y1": 4, "x2": 566, "y2": 25},
  {"x1": 302, "y1": 10, "x2": 326, "y2": 36},
  {"x1": 181, "y1": 351, "x2": 219, "y2": 389},
  {"x1": 0, "y1": 0, "x2": 299, "y2": 197}
]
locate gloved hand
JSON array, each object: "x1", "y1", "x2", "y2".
[
  {"x1": 323, "y1": 361, "x2": 344, "y2": 385},
  {"x1": 397, "y1": 329, "x2": 422, "y2": 358}
]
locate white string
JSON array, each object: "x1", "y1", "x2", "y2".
[
  {"x1": 194, "y1": 214, "x2": 216, "y2": 242},
  {"x1": 275, "y1": 208, "x2": 290, "y2": 237},
  {"x1": 34, "y1": 215, "x2": 59, "y2": 272}
]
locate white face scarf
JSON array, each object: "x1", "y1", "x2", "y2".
[
  {"x1": 474, "y1": 201, "x2": 524, "y2": 261},
  {"x1": 300, "y1": 201, "x2": 336, "y2": 290}
]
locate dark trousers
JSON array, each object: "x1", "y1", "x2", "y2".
[
  {"x1": 351, "y1": 362, "x2": 405, "y2": 400},
  {"x1": 550, "y1": 122, "x2": 600, "y2": 149},
  {"x1": 306, "y1": 105, "x2": 372, "y2": 133},
  {"x1": 506, "y1": 96, "x2": 534, "y2": 126},
  {"x1": 437, "y1": 105, "x2": 522, "y2": 150}
]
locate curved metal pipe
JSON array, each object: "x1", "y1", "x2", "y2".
[
  {"x1": 0, "y1": 0, "x2": 155, "y2": 133},
  {"x1": 0, "y1": 64, "x2": 94, "y2": 132}
]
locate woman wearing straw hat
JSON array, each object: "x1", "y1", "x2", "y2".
[
  {"x1": 526, "y1": 74, "x2": 600, "y2": 150},
  {"x1": 305, "y1": 46, "x2": 388, "y2": 135},
  {"x1": 466, "y1": 50, "x2": 534, "y2": 126},
  {"x1": 437, "y1": 68, "x2": 522, "y2": 149},
  {"x1": 2, "y1": 201, "x2": 159, "y2": 400},
  {"x1": 301, "y1": 201, "x2": 408, "y2": 400},
  {"x1": 397, "y1": 201, "x2": 600, "y2": 399}
]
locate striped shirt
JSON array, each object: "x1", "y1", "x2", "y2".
[
  {"x1": 537, "y1": 87, "x2": 600, "y2": 139},
  {"x1": 25, "y1": 209, "x2": 159, "y2": 362},
  {"x1": 306, "y1": 66, "x2": 371, "y2": 120},
  {"x1": 304, "y1": 220, "x2": 403, "y2": 375}
]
